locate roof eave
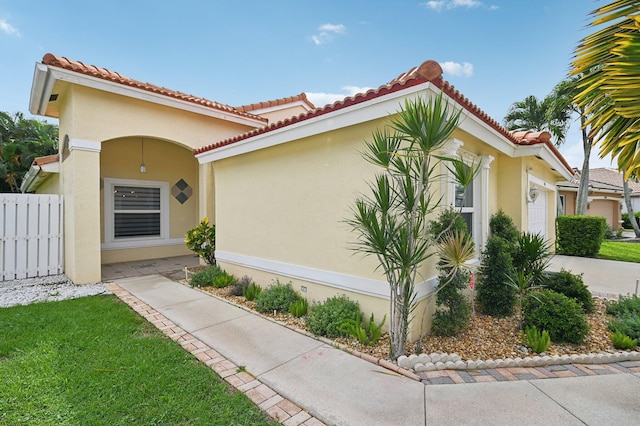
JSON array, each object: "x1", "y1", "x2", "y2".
[
  {"x1": 31, "y1": 62, "x2": 266, "y2": 127},
  {"x1": 512, "y1": 143, "x2": 574, "y2": 181}
]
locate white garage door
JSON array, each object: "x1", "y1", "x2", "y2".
[{"x1": 528, "y1": 190, "x2": 547, "y2": 238}]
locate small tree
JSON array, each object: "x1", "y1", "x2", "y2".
[
  {"x1": 477, "y1": 235, "x2": 516, "y2": 317},
  {"x1": 185, "y1": 218, "x2": 216, "y2": 264},
  {"x1": 348, "y1": 94, "x2": 476, "y2": 360}
]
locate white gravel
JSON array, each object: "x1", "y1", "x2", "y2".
[{"x1": 0, "y1": 275, "x2": 110, "y2": 308}]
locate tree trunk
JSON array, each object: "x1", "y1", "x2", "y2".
[
  {"x1": 576, "y1": 115, "x2": 592, "y2": 215},
  {"x1": 622, "y1": 171, "x2": 640, "y2": 237}
]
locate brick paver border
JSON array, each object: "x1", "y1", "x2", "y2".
[{"x1": 105, "y1": 283, "x2": 325, "y2": 426}]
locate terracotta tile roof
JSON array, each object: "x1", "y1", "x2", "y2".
[
  {"x1": 42, "y1": 53, "x2": 267, "y2": 124},
  {"x1": 589, "y1": 168, "x2": 640, "y2": 193},
  {"x1": 510, "y1": 131, "x2": 552, "y2": 145},
  {"x1": 32, "y1": 154, "x2": 59, "y2": 166},
  {"x1": 236, "y1": 93, "x2": 315, "y2": 112},
  {"x1": 193, "y1": 60, "x2": 573, "y2": 175}
]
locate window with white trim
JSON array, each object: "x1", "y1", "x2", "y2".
[
  {"x1": 559, "y1": 194, "x2": 566, "y2": 215},
  {"x1": 454, "y1": 163, "x2": 478, "y2": 239},
  {"x1": 104, "y1": 178, "x2": 170, "y2": 248}
]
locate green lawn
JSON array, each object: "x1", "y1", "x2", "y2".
[
  {"x1": 0, "y1": 295, "x2": 276, "y2": 426},
  {"x1": 598, "y1": 240, "x2": 640, "y2": 263}
]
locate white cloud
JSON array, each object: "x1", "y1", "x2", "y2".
[
  {"x1": 440, "y1": 61, "x2": 474, "y2": 78},
  {"x1": 305, "y1": 85, "x2": 374, "y2": 107},
  {"x1": 312, "y1": 23, "x2": 346, "y2": 45},
  {"x1": 0, "y1": 18, "x2": 20, "y2": 36},
  {"x1": 421, "y1": 0, "x2": 497, "y2": 12}
]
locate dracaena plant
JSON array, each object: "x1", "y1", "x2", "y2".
[{"x1": 348, "y1": 93, "x2": 478, "y2": 360}]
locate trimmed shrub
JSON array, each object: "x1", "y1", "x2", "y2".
[
  {"x1": 556, "y1": 215, "x2": 606, "y2": 257},
  {"x1": 432, "y1": 269, "x2": 472, "y2": 336},
  {"x1": 622, "y1": 212, "x2": 640, "y2": 229},
  {"x1": 254, "y1": 280, "x2": 301, "y2": 313},
  {"x1": 189, "y1": 265, "x2": 223, "y2": 288},
  {"x1": 306, "y1": 295, "x2": 361, "y2": 338},
  {"x1": 489, "y1": 209, "x2": 519, "y2": 244},
  {"x1": 606, "y1": 294, "x2": 640, "y2": 317},
  {"x1": 545, "y1": 269, "x2": 595, "y2": 314},
  {"x1": 212, "y1": 270, "x2": 236, "y2": 288},
  {"x1": 523, "y1": 289, "x2": 590, "y2": 344},
  {"x1": 477, "y1": 235, "x2": 516, "y2": 317}
]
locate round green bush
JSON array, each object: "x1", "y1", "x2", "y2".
[
  {"x1": 545, "y1": 269, "x2": 595, "y2": 314},
  {"x1": 254, "y1": 281, "x2": 300, "y2": 313},
  {"x1": 306, "y1": 295, "x2": 361, "y2": 338},
  {"x1": 523, "y1": 289, "x2": 590, "y2": 344}
]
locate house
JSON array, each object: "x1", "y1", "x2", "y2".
[
  {"x1": 25, "y1": 54, "x2": 573, "y2": 335},
  {"x1": 557, "y1": 167, "x2": 640, "y2": 229}
]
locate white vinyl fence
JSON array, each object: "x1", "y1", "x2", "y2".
[{"x1": 0, "y1": 194, "x2": 63, "y2": 281}]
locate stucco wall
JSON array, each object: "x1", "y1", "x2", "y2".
[{"x1": 100, "y1": 137, "x2": 198, "y2": 263}]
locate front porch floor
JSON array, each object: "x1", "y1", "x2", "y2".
[{"x1": 101, "y1": 255, "x2": 200, "y2": 282}]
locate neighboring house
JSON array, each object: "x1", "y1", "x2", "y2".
[
  {"x1": 25, "y1": 54, "x2": 573, "y2": 335},
  {"x1": 557, "y1": 167, "x2": 640, "y2": 229}
]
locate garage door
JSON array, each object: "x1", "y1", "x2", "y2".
[{"x1": 528, "y1": 190, "x2": 547, "y2": 238}]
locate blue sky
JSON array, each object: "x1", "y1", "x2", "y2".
[{"x1": 0, "y1": 0, "x2": 612, "y2": 168}]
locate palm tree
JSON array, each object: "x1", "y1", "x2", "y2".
[
  {"x1": 504, "y1": 93, "x2": 572, "y2": 145},
  {"x1": 622, "y1": 169, "x2": 640, "y2": 237},
  {"x1": 0, "y1": 111, "x2": 58, "y2": 192},
  {"x1": 572, "y1": 0, "x2": 640, "y2": 178},
  {"x1": 549, "y1": 77, "x2": 594, "y2": 215}
]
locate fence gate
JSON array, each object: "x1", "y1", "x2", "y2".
[{"x1": 0, "y1": 194, "x2": 63, "y2": 281}]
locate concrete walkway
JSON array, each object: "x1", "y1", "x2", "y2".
[{"x1": 111, "y1": 274, "x2": 640, "y2": 426}]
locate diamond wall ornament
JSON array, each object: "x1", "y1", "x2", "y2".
[{"x1": 171, "y1": 179, "x2": 193, "y2": 204}]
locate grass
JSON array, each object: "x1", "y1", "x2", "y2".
[
  {"x1": 598, "y1": 240, "x2": 640, "y2": 263},
  {"x1": 0, "y1": 295, "x2": 276, "y2": 426}
]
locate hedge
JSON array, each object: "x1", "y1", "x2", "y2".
[{"x1": 556, "y1": 215, "x2": 606, "y2": 257}]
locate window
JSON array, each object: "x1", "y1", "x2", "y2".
[
  {"x1": 104, "y1": 178, "x2": 170, "y2": 249},
  {"x1": 454, "y1": 163, "x2": 477, "y2": 237},
  {"x1": 113, "y1": 185, "x2": 161, "y2": 238},
  {"x1": 558, "y1": 194, "x2": 566, "y2": 216}
]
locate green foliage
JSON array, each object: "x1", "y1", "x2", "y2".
[
  {"x1": 289, "y1": 298, "x2": 309, "y2": 318},
  {"x1": 606, "y1": 294, "x2": 640, "y2": 317},
  {"x1": 0, "y1": 296, "x2": 276, "y2": 425},
  {"x1": 213, "y1": 270, "x2": 236, "y2": 288},
  {"x1": 477, "y1": 235, "x2": 516, "y2": 317},
  {"x1": 545, "y1": 269, "x2": 595, "y2": 314},
  {"x1": 432, "y1": 268, "x2": 472, "y2": 337},
  {"x1": 610, "y1": 330, "x2": 638, "y2": 350},
  {"x1": 0, "y1": 111, "x2": 59, "y2": 193},
  {"x1": 340, "y1": 313, "x2": 386, "y2": 346},
  {"x1": 229, "y1": 275, "x2": 254, "y2": 296},
  {"x1": 524, "y1": 325, "x2": 551, "y2": 354},
  {"x1": 429, "y1": 207, "x2": 468, "y2": 243},
  {"x1": 622, "y1": 212, "x2": 640, "y2": 229},
  {"x1": 184, "y1": 218, "x2": 216, "y2": 265},
  {"x1": 306, "y1": 295, "x2": 361, "y2": 338},
  {"x1": 512, "y1": 232, "x2": 552, "y2": 286},
  {"x1": 606, "y1": 294, "x2": 640, "y2": 341},
  {"x1": 556, "y1": 215, "x2": 606, "y2": 257},
  {"x1": 489, "y1": 209, "x2": 519, "y2": 244},
  {"x1": 189, "y1": 265, "x2": 222, "y2": 288},
  {"x1": 347, "y1": 93, "x2": 470, "y2": 360},
  {"x1": 254, "y1": 280, "x2": 301, "y2": 314},
  {"x1": 242, "y1": 282, "x2": 262, "y2": 301},
  {"x1": 523, "y1": 289, "x2": 590, "y2": 344}
]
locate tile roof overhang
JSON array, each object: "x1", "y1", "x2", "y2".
[
  {"x1": 20, "y1": 154, "x2": 60, "y2": 193},
  {"x1": 194, "y1": 60, "x2": 574, "y2": 181},
  {"x1": 30, "y1": 54, "x2": 267, "y2": 127},
  {"x1": 237, "y1": 93, "x2": 316, "y2": 114}
]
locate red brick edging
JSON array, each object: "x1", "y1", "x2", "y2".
[{"x1": 105, "y1": 283, "x2": 325, "y2": 426}]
